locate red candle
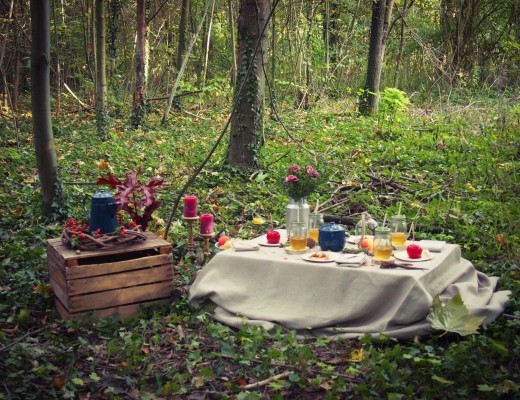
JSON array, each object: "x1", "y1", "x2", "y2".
[
  {"x1": 200, "y1": 214, "x2": 214, "y2": 234},
  {"x1": 183, "y1": 196, "x2": 197, "y2": 217}
]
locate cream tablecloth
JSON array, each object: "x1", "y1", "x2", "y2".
[{"x1": 188, "y1": 232, "x2": 510, "y2": 339}]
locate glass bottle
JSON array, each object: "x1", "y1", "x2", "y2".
[
  {"x1": 389, "y1": 215, "x2": 408, "y2": 246},
  {"x1": 373, "y1": 227, "x2": 393, "y2": 261},
  {"x1": 308, "y1": 213, "x2": 324, "y2": 242}
]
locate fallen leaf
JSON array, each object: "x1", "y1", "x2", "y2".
[{"x1": 427, "y1": 294, "x2": 485, "y2": 336}]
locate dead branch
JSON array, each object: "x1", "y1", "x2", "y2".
[{"x1": 240, "y1": 371, "x2": 292, "y2": 390}]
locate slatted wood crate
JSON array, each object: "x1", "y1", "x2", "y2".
[{"x1": 47, "y1": 231, "x2": 174, "y2": 320}]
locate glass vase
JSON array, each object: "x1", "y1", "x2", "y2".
[{"x1": 286, "y1": 197, "x2": 310, "y2": 238}]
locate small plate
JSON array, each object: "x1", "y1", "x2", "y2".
[
  {"x1": 302, "y1": 252, "x2": 338, "y2": 263},
  {"x1": 394, "y1": 251, "x2": 433, "y2": 262},
  {"x1": 284, "y1": 246, "x2": 309, "y2": 255},
  {"x1": 215, "y1": 242, "x2": 233, "y2": 250},
  {"x1": 259, "y1": 242, "x2": 282, "y2": 247},
  {"x1": 346, "y1": 235, "x2": 373, "y2": 244}
]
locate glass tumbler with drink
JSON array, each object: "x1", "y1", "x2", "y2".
[
  {"x1": 308, "y1": 213, "x2": 324, "y2": 242},
  {"x1": 373, "y1": 227, "x2": 393, "y2": 261},
  {"x1": 389, "y1": 214, "x2": 407, "y2": 246},
  {"x1": 289, "y1": 222, "x2": 308, "y2": 251}
]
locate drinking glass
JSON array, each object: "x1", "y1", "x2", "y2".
[
  {"x1": 373, "y1": 227, "x2": 393, "y2": 261},
  {"x1": 289, "y1": 222, "x2": 308, "y2": 250},
  {"x1": 389, "y1": 215, "x2": 407, "y2": 246},
  {"x1": 308, "y1": 213, "x2": 324, "y2": 242}
]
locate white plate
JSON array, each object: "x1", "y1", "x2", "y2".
[
  {"x1": 284, "y1": 246, "x2": 309, "y2": 255},
  {"x1": 302, "y1": 252, "x2": 338, "y2": 263},
  {"x1": 259, "y1": 242, "x2": 282, "y2": 247},
  {"x1": 346, "y1": 235, "x2": 373, "y2": 244},
  {"x1": 394, "y1": 250, "x2": 433, "y2": 262}
]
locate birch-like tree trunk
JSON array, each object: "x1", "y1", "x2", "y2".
[{"x1": 95, "y1": 0, "x2": 108, "y2": 137}]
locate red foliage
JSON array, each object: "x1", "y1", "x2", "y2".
[{"x1": 97, "y1": 167, "x2": 165, "y2": 231}]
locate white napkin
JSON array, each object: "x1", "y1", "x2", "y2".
[
  {"x1": 232, "y1": 242, "x2": 260, "y2": 252},
  {"x1": 336, "y1": 254, "x2": 367, "y2": 267},
  {"x1": 419, "y1": 240, "x2": 446, "y2": 252}
]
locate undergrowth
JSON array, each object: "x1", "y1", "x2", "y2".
[{"x1": 0, "y1": 94, "x2": 519, "y2": 399}]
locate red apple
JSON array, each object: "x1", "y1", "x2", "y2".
[
  {"x1": 218, "y1": 235, "x2": 230, "y2": 247},
  {"x1": 266, "y1": 230, "x2": 281, "y2": 244},
  {"x1": 406, "y1": 243, "x2": 423, "y2": 259}
]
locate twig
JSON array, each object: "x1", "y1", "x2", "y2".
[
  {"x1": 181, "y1": 109, "x2": 210, "y2": 121},
  {"x1": 503, "y1": 314, "x2": 520, "y2": 320},
  {"x1": 1, "y1": 324, "x2": 57, "y2": 353},
  {"x1": 240, "y1": 371, "x2": 292, "y2": 390}
]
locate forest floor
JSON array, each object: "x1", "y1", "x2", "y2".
[{"x1": 0, "y1": 94, "x2": 519, "y2": 399}]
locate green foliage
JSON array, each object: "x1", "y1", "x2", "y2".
[{"x1": 0, "y1": 95, "x2": 519, "y2": 398}]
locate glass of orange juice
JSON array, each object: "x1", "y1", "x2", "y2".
[
  {"x1": 289, "y1": 222, "x2": 308, "y2": 250},
  {"x1": 308, "y1": 213, "x2": 323, "y2": 242}
]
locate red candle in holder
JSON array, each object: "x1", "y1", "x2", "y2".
[
  {"x1": 200, "y1": 214, "x2": 214, "y2": 234},
  {"x1": 183, "y1": 196, "x2": 197, "y2": 217}
]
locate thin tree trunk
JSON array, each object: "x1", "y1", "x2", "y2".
[
  {"x1": 95, "y1": 0, "x2": 108, "y2": 137},
  {"x1": 80, "y1": 0, "x2": 95, "y2": 85},
  {"x1": 177, "y1": 0, "x2": 190, "y2": 72},
  {"x1": 393, "y1": 0, "x2": 410, "y2": 87},
  {"x1": 227, "y1": 0, "x2": 269, "y2": 168},
  {"x1": 133, "y1": 0, "x2": 147, "y2": 127},
  {"x1": 228, "y1": 0, "x2": 237, "y2": 86},
  {"x1": 52, "y1": 0, "x2": 61, "y2": 112},
  {"x1": 162, "y1": 0, "x2": 211, "y2": 124},
  {"x1": 202, "y1": 0, "x2": 215, "y2": 83},
  {"x1": 31, "y1": 0, "x2": 62, "y2": 218}
]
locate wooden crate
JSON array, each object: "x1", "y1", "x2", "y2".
[{"x1": 47, "y1": 231, "x2": 174, "y2": 320}]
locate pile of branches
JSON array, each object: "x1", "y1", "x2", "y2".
[{"x1": 61, "y1": 226, "x2": 147, "y2": 250}]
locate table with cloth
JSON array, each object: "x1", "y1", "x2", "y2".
[{"x1": 188, "y1": 231, "x2": 510, "y2": 339}]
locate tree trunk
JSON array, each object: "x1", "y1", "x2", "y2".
[
  {"x1": 51, "y1": 0, "x2": 62, "y2": 112},
  {"x1": 95, "y1": 0, "x2": 108, "y2": 137},
  {"x1": 393, "y1": 0, "x2": 409, "y2": 87},
  {"x1": 227, "y1": 0, "x2": 269, "y2": 169},
  {"x1": 31, "y1": 0, "x2": 62, "y2": 218},
  {"x1": 228, "y1": 0, "x2": 237, "y2": 86},
  {"x1": 201, "y1": 0, "x2": 215, "y2": 83},
  {"x1": 359, "y1": 0, "x2": 393, "y2": 115},
  {"x1": 177, "y1": 0, "x2": 190, "y2": 72},
  {"x1": 133, "y1": 0, "x2": 147, "y2": 128}
]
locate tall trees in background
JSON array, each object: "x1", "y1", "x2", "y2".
[
  {"x1": 95, "y1": 0, "x2": 108, "y2": 137},
  {"x1": 359, "y1": 0, "x2": 393, "y2": 114},
  {"x1": 133, "y1": 0, "x2": 147, "y2": 127},
  {"x1": 227, "y1": 0, "x2": 269, "y2": 168},
  {"x1": 30, "y1": 0, "x2": 63, "y2": 217}
]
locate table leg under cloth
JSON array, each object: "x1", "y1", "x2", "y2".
[{"x1": 188, "y1": 237, "x2": 511, "y2": 339}]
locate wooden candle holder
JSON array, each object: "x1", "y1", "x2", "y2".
[
  {"x1": 199, "y1": 233, "x2": 214, "y2": 256},
  {"x1": 183, "y1": 216, "x2": 199, "y2": 258}
]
